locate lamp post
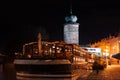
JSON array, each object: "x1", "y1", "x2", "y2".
[
  {"x1": 118, "y1": 32, "x2": 120, "y2": 53},
  {"x1": 104, "y1": 46, "x2": 109, "y2": 67},
  {"x1": 103, "y1": 52, "x2": 108, "y2": 67},
  {"x1": 106, "y1": 52, "x2": 109, "y2": 67}
]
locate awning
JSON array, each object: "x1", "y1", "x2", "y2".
[{"x1": 112, "y1": 53, "x2": 120, "y2": 59}]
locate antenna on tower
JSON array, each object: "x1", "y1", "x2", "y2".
[
  {"x1": 70, "y1": 4, "x2": 72, "y2": 15},
  {"x1": 70, "y1": 0, "x2": 73, "y2": 15}
]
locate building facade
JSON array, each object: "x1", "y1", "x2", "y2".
[
  {"x1": 81, "y1": 47, "x2": 102, "y2": 57},
  {"x1": 91, "y1": 33, "x2": 120, "y2": 57}
]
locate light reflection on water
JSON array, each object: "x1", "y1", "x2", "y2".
[
  {"x1": 1, "y1": 63, "x2": 90, "y2": 80},
  {"x1": 17, "y1": 76, "x2": 77, "y2": 80},
  {"x1": 16, "y1": 73, "x2": 79, "y2": 80},
  {"x1": 17, "y1": 77, "x2": 75, "y2": 80}
]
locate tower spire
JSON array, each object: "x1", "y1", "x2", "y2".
[
  {"x1": 65, "y1": 0, "x2": 77, "y2": 23},
  {"x1": 70, "y1": 5, "x2": 72, "y2": 15}
]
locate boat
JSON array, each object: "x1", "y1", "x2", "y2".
[{"x1": 14, "y1": 33, "x2": 93, "y2": 79}]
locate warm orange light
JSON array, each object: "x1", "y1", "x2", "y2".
[{"x1": 27, "y1": 54, "x2": 31, "y2": 58}]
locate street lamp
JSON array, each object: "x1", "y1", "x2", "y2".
[
  {"x1": 103, "y1": 52, "x2": 109, "y2": 67},
  {"x1": 118, "y1": 40, "x2": 120, "y2": 53},
  {"x1": 103, "y1": 46, "x2": 109, "y2": 67}
]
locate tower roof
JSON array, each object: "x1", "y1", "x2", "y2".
[{"x1": 65, "y1": 4, "x2": 78, "y2": 23}]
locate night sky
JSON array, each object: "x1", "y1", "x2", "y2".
[{"x1": 0, "y1": 0, "x2": 120, "y2": 54}]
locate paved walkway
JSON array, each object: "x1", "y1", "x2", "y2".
[{"x1": 77, "y1": 64, "x2": 120, "y2": 80}]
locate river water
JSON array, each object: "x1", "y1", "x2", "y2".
[
  {"x1": 0, "y1": 63, "x2": 81, "y2": 80},
  {"x1": 17, "y1": 76, "x2": 77, "y2": 80}
]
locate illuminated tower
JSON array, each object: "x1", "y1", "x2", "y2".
[{"x1": 64, "y1": 6, "x2": 79, "y2": 44}]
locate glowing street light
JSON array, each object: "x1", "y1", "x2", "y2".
[{"x1": 103, "y1": 46, "x2": 109, "y2": 67}]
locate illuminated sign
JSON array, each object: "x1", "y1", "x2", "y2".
[{"x1": 82, "y1": 47, "x2": 101, "y2": 53}]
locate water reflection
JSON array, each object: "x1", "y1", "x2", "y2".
[
  {"x1": 17, "y1": 77, "x2": 76, "y2": 80},
  {"x1": 16, "y1": 71, "x2": 79, "y2": 80},
  {"x1": 0, "y1": 63, "x2": 79, "y2": 80},
  {"x1": 0, "y1": 63, "x2": 89, "y2": 80},
  {"x1": 17, "y1": 75, "x2": 78, "y2": 80}
]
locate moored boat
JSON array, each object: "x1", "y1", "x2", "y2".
[{"x1": 14, "y1": 33, "x2": 93, "y2": 79}]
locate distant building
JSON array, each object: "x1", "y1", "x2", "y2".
[
  {"x1": 91, "y1": 33, "x2": 120, "y2": 57},
  {"x1": 81, "y1": 47, "x2": 102, "y2": 57}
]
